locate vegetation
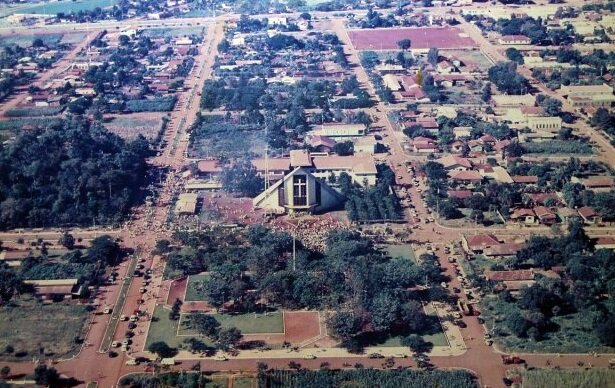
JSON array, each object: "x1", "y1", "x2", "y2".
[
  {"x1": 4, "y1": 106, "x2": 64, "y2": 117},
  {"x1": 483, "y1": 223, "x2": 615, "y2": 351},
  {"x1": 488, "y1": 62, "x2": 529, "y2": 95},
  {"x1": 342, "y1": 165, "x2": 401, "y2": 222},
  {"x1": 522, "y1": 140, "x2": 592, "y2": 155},
  {"x1": 258, "y1": 368, "x2": 476, "y2": 388},
  {"x1": 125, "y1": 96, "x2": 177, "y2": 112},
  {"x1": 119, "y1": 372, "x2": 226, "y2": 388},
  {"x1": 521, "y1": 368, "x2": 615, "y2": 388},
  {"x1": 162, "y1": 226, "x2": 445, "y2": 351},
  {"x1": 0, "y1": 118, "x2": 149, "y2": 229}
]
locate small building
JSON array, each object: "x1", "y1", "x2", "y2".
[
  {"x1": 462, "y1": 233, "x2": 501, "y2": 254},
  {"x1": 437, "y1": 155, "x2": 472, "y2": 171},
  {"x1": 578, "y1": 176, "x2": 614, "y2": 192},
  {"x1": 526, "y1": 116, "x2": 562, "y2": 132},
  {"x1": 512, "y1": 175, "x2": 539, "y2": 185},
  {"x1": 578, "y1": 206, "x2": 601, "y2": 224},
  {"x1": 498, "y1": 35, "x2": 531, "y2": 45},
  {"x1": 492, "y1": 94, "x2": 536, "y2": 107},
  {"x1": 313, "y1": 124, "x2": 366, "y2": 140},
  {"x1": 353, "y1": 135, "x2": 377, "y2": 154},
  {"x1": 175, "y1": 193, "x2": 199, "y2": 215},
  {"x1": 534, "y1": 206, "x2": 557, "y2": 225},
  {"x1": 24, "y1": 279, "x2": 82, "y2": 300},
  {"x1": 558, "y1": 207, "x2": 579, "y2": 223},
  {"x1": 509, "y1": 208, "x2": 536, "y2": 225}
]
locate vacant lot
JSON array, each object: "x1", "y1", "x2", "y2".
[
  {"x1": 0, "y1": 33, "x2": 63, "y2": 47},
  {"x1": 0, "y1": 296, "x2": 90, "y2": 360},
  {"x1": 521, "y1": 368, "x2": 615, "y2": 388},
  {"x1": 348, "y1": 27, "x2": 477, "y2": 50},
  {"x1": 178, "y1": 311, "x2": 285, "y2": 335},
  {"x1": 442, "y1": 49, "x2": 493, "y2": 70},
  {"x1": 104, "y1": 114, "x2": 165, "y2": 141},
  {"x1": 142, "y1": 27, "x2": 205, "y2": 38}
]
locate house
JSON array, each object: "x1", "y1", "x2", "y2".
[
  {"x1": 409, "y1": 137, "x2": 438, "y2": 153},
  {"x1": 579, "y1": 176, "x2": 614, "y2": 192},
  {"x1": 526, "y1": 192, "x2": 559, "y2": 206},
  {"x1": 498, "y1": 35, "x2": 531, "y2": 45},
  {"x1": 75, "y1": 88, "x2": 96, "y2": 97},
  {"x1": 175, "y1": 193, "x2": 199, "y2": 215},
  {"x1": 534, "y1": 206, "x2": 557, "y2": 225},
  {"x1": 509, "y1": 208, "x2": 536, "y2": 225},
  {"x1": 450, "y1": 170, "x2": 482, "y2": 183},
  {"x1": 437, "y1": 155, "x2": 472, "y2": 171},
  {"x1": 561, "y1": 84, "x2": 615, "y2": 107},
  {"x1": 462, "y1": 234, "x2": 501, "y2": 254},
  {"x1": 0, "y1": 250, "x2": 32, "y2": 267},
  {"x1": 268, "y1": 16, "x2": 288, "y2": 26},
  {"x1": 594, "y1": 237, "x2": 615, "y2": 250},
  {"x1": 578, "y1": 206, "x2": 601, "y2": 224},
  {"x1": 453, "y1": 126, "x2": 472, "y2": 139},
  {"x1": 486, "y1": 270, "x2": 535, "y2": 292},
  {"x1": 306, "y1": 134, "x2": 336, "y2": 153},
  {"x1": 484, "y1": 243, "x2": 525, "y2": 259},
  {"x1": 558, "y1": 208, "x2": 579, "y2": 223},
  {"x1": 252, "y1": 158, "x2": 292, "y2": 182},
  {"x1": 512, "y1": 175, "x2": 539, "y2": 185},
  {"x1": 383, "y1": 74, "x2": 402, "y2": 91},
  {"x1": 448, "y1": 189, "x2": 474, "y2": 199},
  {"x1": 196, "y1": 160, "x2": 224, "y2": 181}
]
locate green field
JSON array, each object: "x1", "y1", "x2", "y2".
[
  {"x1": 379, "y1": 331, "x2": 448, "y2": 348},
  {"x1": 146, "y1": 307, "x2": 284, "y2": 350},
  {"x1": 179, "y1": 311, "x2": 285, "y2": 335},
  {"x1": 0, "y1": 296, "x2": 90, "y2": 361},
  {"x1": 0, "y1": 117, "x2": 63, "y2": 130},
  {"x1": 184, "y1": 273, "x2": 210, "y2": 301},
  {"x1": 521, "y1": 368, "x2": 615, "y2": 388},
  {"x1": 384, "y1": 244, "x2": 417, "y2": 263},
  {"x1": 17, "y1": 0, "x2": 115, "y2": 15}
]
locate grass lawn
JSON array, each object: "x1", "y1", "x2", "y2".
[
  {"x1": 179, "y1": 311, "x2": 285, "y2": 335},
  {"x1": 384, "y1": 244, "x2": 417, "y2": 264},
  {"x1": 378, "y1": 331, "x2": 448, "y2": 348},
  {"x1": 481, "y1": 295, "x2": 615, "y2": 353},
  {"x1": 184, "y1": 274, "x2": 210, "y2": 301},
  {"x1": 233, "y1": 377, "x2": 257, "y2": 388},
  {"x1": 520, "y1": 368, "x2": 615, "y2": 388},
  {"x1": 104, "y1": 115, "x2": 164, "y2": 141},
  {"x1": 0, "y1": 296, "x2": 90, "y2": 361},
  {"x1": 145, "y1": 305, "x2": 191, "y2": 349}
]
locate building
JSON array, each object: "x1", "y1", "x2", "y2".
[
  {"x1": 534, "y1": 206, "x2": 557, "y2": 225},
  {"x1": 312, "y1": 124, "x2": 366, "y2": 140},
  {"x1": 436, "y1": 155, "x2": 472, "y2": 171},
  {"x1": 24, "y1": 279, "x2": 83, "y2": 300},
  {"x1": 574, "y1": 176, "x2": 614, "y2": 192},
  {"x1": 462, "y1": 234, "x2": 500, "y2": 254},
  {"x1": 561, "y1": 84, "x2": 615, "y2": 107},
  {"x1": 268, "y1": 16, "x2": 288, "y2": 26},
  {"x1": 498, "y1": 35, "x2": 531, "y2": 45},
  {"x1": 492, "y1": 94, "x2": 536, "y2": 107},
  {"x1": 578, "y1": 206, "x2": 601, "y2": 224},
  {"x1": 526, "y1": 116, "x2": 562, "y2": 131},
  {"x1": 175, "y1": 193, "x2": 198, "y2": 214},
  {"x1": 353, "y1": 135, "x2": 377, "y2": 154},
  {"x1": 383, "y1": 74, "x2": 402, "y2": 91},
  {"x1": 510, "y1": 208, "x2": 536, "y2": 225}
]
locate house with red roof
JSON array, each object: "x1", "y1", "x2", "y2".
[
  {"x1": 534, "y1": 206, "x2": 557, "y2": 225},
  {"x1": 462, "y1": 234, "x2": 501, "y2": 254},
  {"x1": 509, "y1": 208, "x2": 536, "y2": 225},
  {"x1": 578, "y1": 206, "x2": 601, "y2": 224}
]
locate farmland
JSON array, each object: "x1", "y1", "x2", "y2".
[
  {"x1": 14, "y1": 0, "x2": 115, "y2": 15},
  {"x1": 348, "y1": 27, "x2": 478, "y2": 50},
  {"x1": 0, "y1": 296, "x2": 90, "y2": 361},
  {"x1": 521, "y1": 368, "x2": 615, "y2": 388},
  {"x1": 259, "y1": 369, "x2": 477, "y2": 388}
]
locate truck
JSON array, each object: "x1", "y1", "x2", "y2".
[
  {"x1": 501, "y1": 355, "x2": 525, "y2": 365},
  {"x1": 161, "y1": 358, "x2": 176, "y2": 366}
]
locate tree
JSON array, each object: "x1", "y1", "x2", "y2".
[
  {"x1": 0, "y1": 366, "x2": 9, "y2": 378},
  {"x1": 397, "y1": 39, "x2": 411, "y2": 51},
  {"x1": 333, "y1": 141, "x2": 354, "y2": 156},
  {"x1": 401, "y1": 334, "x2": 433, "y2": 353},
  {"x1": 216, "y1": 327, "x2": 242, "y2": 351},
  {"x1": 488, "y1": 62, "x2": 529, "y2": 95},
  {"x1": 154, "y1": 239, "x2": 172, "y2": 254},
  {"x1": 169, "y1": 298, "x2": 182, "y2": 321},
  {"x1": 539, "y1": 96, "x2": 563, "y2": 116},
  {"x1": 190, "y1": 314, "x2": 221, "y2": 339},
  {"x1": 58, "y1": 232, "x2": 75, "y2": 250},
  {"x1": 427, "y1": 48, "x2": 439, "y2": 66},
  {"x1": 505, "y1": 47, "x2": 524, "y2": 64},
  {"x1": 0, "y1": 264, "x2": 26, "y2": 303},
  {"x1": 220, "y1": 159, "x2": 264, "y2": 198},
  {"x1": 148, "y1": 341, "x2": 177, "y2": 358}
]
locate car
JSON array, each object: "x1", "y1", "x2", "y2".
[
  {"x1": 397, "y1": 175, "x2": 403, "y2": 180},
  {"x1": 121, "y1": 344, "x2": 129, "y2": 352},
  {"x1": 455, "y1": 320, "x2": 467, "y2": 328},
  {"x1": 484, "y1": 333, "x2": 492, "y2": 339},
  {"x1": 368, "y1": 353, "x2": 384, "y2": 359},
  {"x1": 129, "y1": 315, "x2": 138, "y2": 322},
  {"x1": 393, "y1": 353, "x2": 407, "y2": 358},
  {"x1": 440, "y1": 282, "x2": 447, "y2": 288},
  {"x1": 477, "y1": 317, "x2": 485, "y2": 324},
  {"x1": 453, "y1": 287, "x2": 461, "y2": 293},
  {"x1": 120, "y1": 315, "x2": 128, "y2": 321},
  {"x1": 485, "y1": 339, "x2": 494, "y2": 346},
  {"x1": 112, "y1": 341, "x2": 120, "y2": 348},
  {"x1": 303, "y1": 354, "x2": 317, "y2": 359},
  {"x1": 453, "y1": 312, "x2": 462, "y2": 319},
  {"x1": 128, "y1": 322, "x2": 137, "y2": 329},
  {"x1": 215, "y1": 355, "x2": 228, "y2": 361},
  {"x1": 122, "y1": 339, "x2": 132, "y2": 346}
]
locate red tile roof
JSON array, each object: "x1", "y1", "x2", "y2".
[
  {"x1": 487, "y1": 270, "x2": 534, "y2": 282},
  {"x1": 450, "y1": 170, "x2": 482, "y2": 181}
]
